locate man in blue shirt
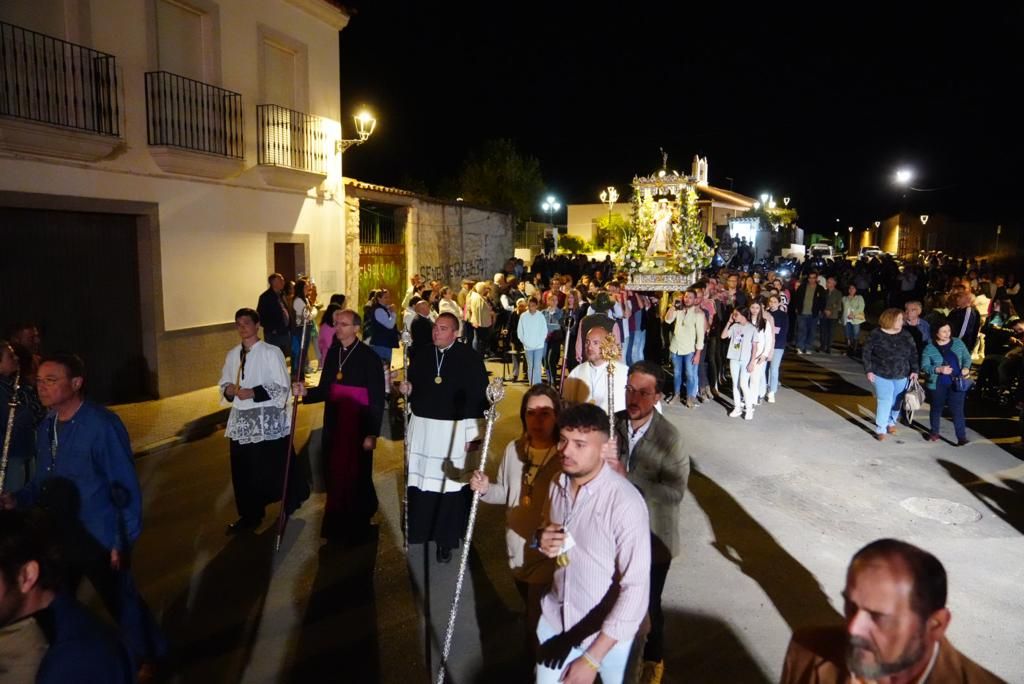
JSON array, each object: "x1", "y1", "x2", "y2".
[
  {"x1": 0, "y1": 509, "x2": 134, "y2": 683},
  {"x1": 0, "y1": 353, "x2": 164, "y2": 673}
]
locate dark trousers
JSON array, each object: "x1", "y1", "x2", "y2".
[
  {"x1": 264, "y1": 331, "x2": 291, "y2": 359},
  {"x1": 929, "y1": 382, "x2": 967, "y2": 440},
  {"x1": 644, "y1": 560, "x2": 671, "y2": 662},
  {"x1": 64, "y1": 529, "x2": 166, "y2": 667},
  {"x1": 819, "y1": 318, "x2": 837, "y2": 352},
  {"x1": 462, "y1": 322, "x2": 475, "y2": 349},
  {"x1": 707, "y1": 334, "x2": 724, "y2": 388},
  {"x1": 796, "y1": 314, "x2": 817, "y2": 351}
]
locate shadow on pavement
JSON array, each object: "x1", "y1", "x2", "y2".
[
  {"x1": 781, "y1": 356, "x2": 880, "y2": 437},
  {"x1": 178, "y1": 409, "x2": 230, "y2": 443},
  {"x1": 936, "y1": 459, "x2": 1024, "y2": 535},
  {"x1": 663, "y1": 609, "x2": 772, "y2": 683},
  {"x1": 159, "y1": 524, "x2": 281, "y2": 682},
  {"x1": 288, "y1": 527, "x2": 382, "y2": 682},
  {"x1": 688, "y1": 465, "x2": 843, "y2": 632}
]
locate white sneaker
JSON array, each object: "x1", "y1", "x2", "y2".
[
  {"x1": 767, "y1": 392, "x2": 776, "y2": 403},
  {"x1": 729, "y1": 407, "x2": 743, "y2": 418},
  {"x1": 796, "y1": 349, "x2": 805, "y2": 355},
  {"x1": 744, "y1": 410, "x2": 754, "y2": 420}
]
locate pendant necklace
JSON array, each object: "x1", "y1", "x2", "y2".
[
  {"x1": 336, "y1": 341, "x2": 358, "y2": 381},
  {"x1": 556, "y1": 485, "x2": 580, "y2": 568},
  {"x1": 519, "y1": 443, "x2": 556, "y2": 507},
  {"x1": 434, "y1": 345, "x2": 447, "y2": 384}
]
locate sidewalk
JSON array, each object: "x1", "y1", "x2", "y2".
[
  {"x1": 112, "y1": 370, "x2": 328, "y2": 457},
  {"x1": 110, "y1": 385, "x2": 227, "y2": 456}
]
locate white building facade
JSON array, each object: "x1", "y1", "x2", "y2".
[{"x1": 0, "y1": 0, "x2": 353, "y2": 399}]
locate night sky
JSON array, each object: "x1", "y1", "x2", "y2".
[{"x1": 339, "y1": 3, "x2": 1022, "y2": 231}]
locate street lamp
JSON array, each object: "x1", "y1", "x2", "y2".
[
  {"x1": 848, "y1": 226, "x2": 853, "y2": 256},
  {"x1": 599, "y1": 186, "x2": 618, "y2": 247},
  {"x1": 760, "y1": 193, "x2": 770, "y2": 205},
  {"x1": 541, "y1": 194, "x2": 561, "y2": 252},
  {"x1": 920, "y1": 215, "x2": 929, "y2": 225},
  {"x1": 895, "y1": 168, "x2": 913, "y2": 186},
  {"x1": 783, "y1": 197, "x2": 791, "y2": 207},
  {"x1": 336, "y1": 107, "x2": 377, "y2": 153}
]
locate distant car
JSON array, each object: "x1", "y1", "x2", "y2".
[
  {"x1": 860, "y1": 245, "x2": 884, "y2": 258},
  {"x1": 809, "y1": 243, "x2": 835, "y2": 258}
]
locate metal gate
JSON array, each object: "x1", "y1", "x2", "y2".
[{"x1": 357, "y1": 205, "x2": 405, "y2": 306}]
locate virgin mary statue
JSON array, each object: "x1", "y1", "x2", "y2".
[{"x1": 645, "y1": 199, "x2": 674, "y2": 256}]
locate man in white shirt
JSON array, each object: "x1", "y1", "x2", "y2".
[{"x1": 563, "y1": 321, "x2": 628, "y2": 416}]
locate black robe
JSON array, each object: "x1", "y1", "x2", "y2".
[
  {"x1": 303, "y1": 339, "x2": 385, "y2": 538},
  {"x1": 405, "y1": 340, "x2": 488, "y2": 547}
]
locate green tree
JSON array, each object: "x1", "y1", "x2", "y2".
[
  {"x1": 594, "y1": 214, "x2": 632, "y2": 250},
  {"x1": 455, "y1": 139, "x2": 544, "y2": 223}
]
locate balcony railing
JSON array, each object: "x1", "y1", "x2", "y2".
[
  {"x1": 257, "y1": 104, "x2": 326, "y2": 175},
  {"x1": 145, "y1": 71, "x2": 242, "y2": 158},
  {"x1": 0, "y1": 20, "x2": 119, "y2": 136}
]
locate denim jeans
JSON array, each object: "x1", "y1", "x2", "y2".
[
  {"x1": 768, "y1": 348, "x2": 785, "y2": 394},
  {"x1": 871, "y1": 375, "x2": 909, "y2": 434},
  {"x1": 929, "y1": 382, "x2": 967, "y2": 440},
  {"x1": 797, "y1": 314, "x2": 817, "y2": 351},
  {"x1": 535, "y1": 617, "x2": 633, "y2": 684},
  {"x1": 371, "y1": 344, "x2": 393, "y2": 365},
  {"x1": 672, "y1": 352, "x2": 698, "y2": 399},
  {"x1": 525, "y1": 347, "x2": 545, "y2": 385},
  {"x1": 844, "y1": 322, "x2": 862, "y2": 348}
]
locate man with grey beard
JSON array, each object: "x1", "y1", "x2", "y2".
[{"x1": 779, "y1": 539, "x2": 1002, "y2": 684}]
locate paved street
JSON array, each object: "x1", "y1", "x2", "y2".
[{"x1": 117, "y1": 352, "x2": 1024, "y2": 683}]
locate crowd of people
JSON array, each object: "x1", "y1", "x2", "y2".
[{"x1": 0, "y1": 246, "x2": 1017, "y2": 683}]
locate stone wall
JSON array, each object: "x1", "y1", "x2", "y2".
[{"x1": 409, "y1": 201, "x2": 513, "y2": 287}]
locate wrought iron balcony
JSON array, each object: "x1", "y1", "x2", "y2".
[
  {"x1": 257, "y1": 104, "x2": 327, "y2": 176},
  {"x1": 0, "y1": 20, "x2": 119, "y2": 136},
  {"x1": 145, "y1": 71, "x2": 242, "y2": 158}
]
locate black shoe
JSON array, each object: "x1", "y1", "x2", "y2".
[
  {"x1": 436, "y1": 544, "x2": 453, "y2": 563},
  {"x1": 226, "y1": 517, "x2": 261, "y2": 535}
]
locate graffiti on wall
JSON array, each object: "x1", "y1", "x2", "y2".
[{"x1": 418, "y1": 258, "x2": 491, "y2": 283}]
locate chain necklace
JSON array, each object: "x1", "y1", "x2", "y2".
[{"x1": 335, "y1": 340, "x2": 359, "y2": 381}]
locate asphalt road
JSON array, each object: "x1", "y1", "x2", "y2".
[{"x1": 117, "y1": 353, "x2": 1024, "y2": 683}]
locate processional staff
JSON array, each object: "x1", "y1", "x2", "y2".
[
  {"x1": 435, "y1": 377, "x2": 505, "y2": 684},
  {"x1": 0, "y1": 371, "x2": 21, "y2": 494}
]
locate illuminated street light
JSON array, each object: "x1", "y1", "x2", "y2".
[
  {"x1": 920, "y1": 214, "x2": 930, "y2": 225},
  {"x1": 599, "y1": 186, "x2": 619, "y2": 242},
  {"x1": 760, "y1": 193, "x2": 769, "y2": 205},
  {"x1": 541, "y1": 195, "x2": 561, "y2": 223},
  {"x1": 336, "y1": 107, "x2": 377, "y2": 153},
  {"x1": 753, "y1": 201, "x2": 761, "y2": 211},
  {"x1": 895, "y1": 168, "x2": 913, "y2": 186},
  {"x1": 874, "y1": 221, "x2": 881, "y2": 228}
]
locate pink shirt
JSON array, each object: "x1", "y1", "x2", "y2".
[{"x1": 540, "y1": 463, "x2": 651, "y2": 649}]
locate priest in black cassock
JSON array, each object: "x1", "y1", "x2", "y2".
[
  {"x1": 408, "y1": 297, "x2": 435, "y2": 360},
  {"x1": 400, "y1": 311, "x2": 488, "y2": 562},
  {"x1": 295, "y1": 309, "x2": 385, "y2": 542}
]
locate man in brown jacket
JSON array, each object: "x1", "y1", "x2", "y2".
[
  {"x1": 780, "y1": 538, "x2": 1004, "y2": 684},
  {"x1": 604, "y1": 360, "x2": 690, "y2": 684}
]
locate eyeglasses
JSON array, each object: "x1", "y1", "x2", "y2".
[{"x1": 625, "y1": 386, "x2": 657, "y2": 398}]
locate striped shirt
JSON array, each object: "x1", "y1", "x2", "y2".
[{"x1": 540, "y1": 463, "x2": 651, "y2": 649}]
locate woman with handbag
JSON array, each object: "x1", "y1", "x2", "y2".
[
  {"x1": 862, "y1": 308, "x2": 919, "y2": 441},
  {"x1": 920, "y1": 320, "x2": 973, "y2": 445},
  {"x1": 842, "y1": 284, "x2": 866, "y2": 355}
]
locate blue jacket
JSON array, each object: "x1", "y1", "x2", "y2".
[
  {"x1": 36, "y1": 593, "x2": 135, "y2": 684},
  {"x1": 16, "y1": 401, "x2": 142, "y2": 551},
  {"x1": 920, "y1": 338, "x2": 972, "y2": 390}
]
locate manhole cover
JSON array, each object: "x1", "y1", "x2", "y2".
[{"x1": 900, "y1": 497, "x2": 981, "y2": 524}]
